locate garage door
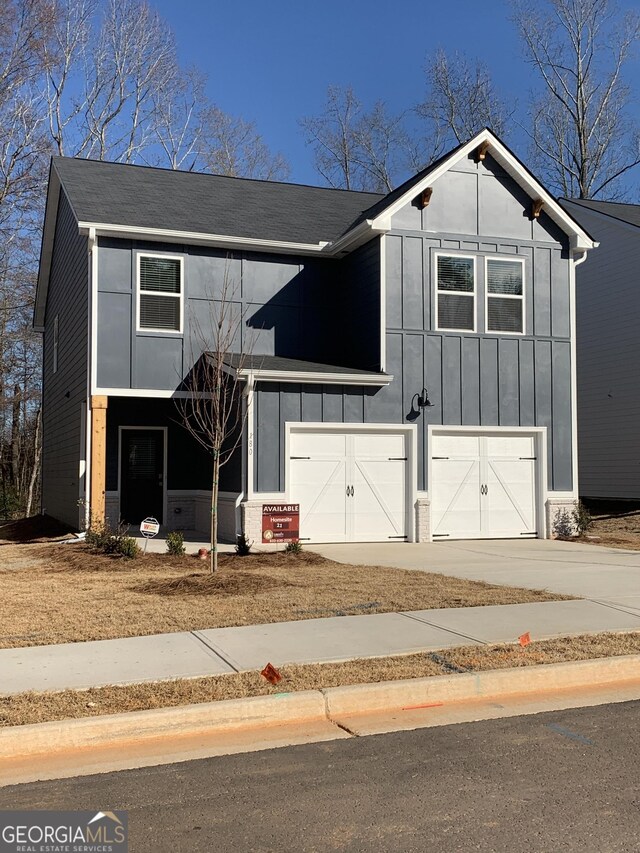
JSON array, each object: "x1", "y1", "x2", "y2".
[
  {"x1": 289, "y1": 431, "x2": 408, "y2": 543},
  {"x1": 431, "y1": 433, "x2": 538, "y2": 539}
]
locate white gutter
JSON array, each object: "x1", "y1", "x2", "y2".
[
  {"x1": 78, "y1": 222, "x2": 330, "y2": 256},
  {"x1": 235, "y1": 368, "x2": 393, "y2": 386}
]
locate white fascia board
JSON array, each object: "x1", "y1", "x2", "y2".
[
  {"x1": 78, "y1": 222, "x2": 330, "y2": 256},
  {"x1": 235, "y1": 368, "x2": 393, "y2": 386},
  {"x1": 325, "y1": 218, "x2": 387, "y2": 255},
  {"x1": 365, "y1": 129, "x2": 597, "y2": 251}
]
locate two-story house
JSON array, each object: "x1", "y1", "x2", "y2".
[{"x1": 35, "y1": 129, "x2": 596, "y2": 544}]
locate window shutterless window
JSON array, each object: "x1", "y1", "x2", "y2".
[
  {"x1": 137, "y1": 254, "x2": 183, "y2": 333},
  {"x1": 485, "y1": 257, "x2": 525, "y2": 334},
  {"x1": 435, "y1": 254, "x2": 476, "y2": 332}
]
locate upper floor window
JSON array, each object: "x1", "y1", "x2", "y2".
[
  {"x1": 53, "y1": 314, "x2": 59, "y2": 373},
  {"x1": 137, "y1": 254, "x2": 183, "y2": 333},
  {"x1": 435, "y1": 254, "x2": 476, "y2": 332},
  {"x1": 485, "y1": 257, "x2": 524, "y2": 334}
]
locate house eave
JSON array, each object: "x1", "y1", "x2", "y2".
[
  {"x1": 235, "y1": 368, "x2": 393, "y2": 386},
  {"x1": 77, "y1": 222, "x2": 331, "y2": 256}
]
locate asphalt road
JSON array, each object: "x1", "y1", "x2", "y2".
[{"x1": 2, "y1": 701, "x2": 639, "y2": 852}]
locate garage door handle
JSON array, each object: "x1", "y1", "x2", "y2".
[
  {"x1": 480, "y1": 484, "x2": 489, "y2": 495},
  {"x1": 346, "y1": 485, "x2": 354, "y2": 496}
]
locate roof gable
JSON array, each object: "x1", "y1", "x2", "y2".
[{"x1": 346, "y1": 128, "x2": 596, "y2": 252}]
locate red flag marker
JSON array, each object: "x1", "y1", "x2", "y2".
[
  {"x1": 519, "y1": 631, "x2": 531, "y2": 647},
  {"x1": 261, "y1": 662, "x2": 282, "y2": 685}
]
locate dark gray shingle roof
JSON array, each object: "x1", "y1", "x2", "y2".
[
  {"x1": 52, "y1": 157, "x2": 384, "y2": 246},
  {"x1": 561, "y1": 197, "x2": 640, "y2": 229},
  {"x1": 221, "y1": 353, "x2": 388, "y2": 377}
]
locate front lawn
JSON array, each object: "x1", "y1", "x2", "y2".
[{"x1": 0, "y1": 542, "x2": 572, "y2": 649}]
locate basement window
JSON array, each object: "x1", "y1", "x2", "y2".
[
  {"x1": 137, "y1": 254, "x2": 183, "y2": 333},
  {"x1": 486, "y1": 257, "x2": 525, "y2": 334},
  {"x1": 435, "y1": 254, "x2": 476, "y2": 332}
]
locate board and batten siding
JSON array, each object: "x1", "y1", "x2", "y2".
[
  {"x1": 563, "y1": 202, "x2": 640, "y2": 499},
  {"x1": 95, "y1": 241, "x2": 345, "y2": 390},
  {"x1": 41, "y1": 190, "x2": 89, "y2": 527},
  {"x1": 382, "y1": 231, "x2": 572, "y2": 492}
]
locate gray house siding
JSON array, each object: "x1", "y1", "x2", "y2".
[
  {"x1": 383, "y1": 231, "x2": 572, "y2": 492},
  {"x1": 562, "y1": 203, "x2": 640, "y2": 499},
  {"x1": 338, "y1": 239, "x2": 381, "y2": 371},
  {"x1": 251, "y1": 159, "x2": 574, "y2": 496},
  {"x1": 95, "y1": 241, "x2": 347, "y2": 390},
  {"x1": 41, "y1": 191, "x2": 88, "y2": 527}
]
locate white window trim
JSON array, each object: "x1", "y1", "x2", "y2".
[
  {"x1": 434, "y1": 252, "x2": 477, "y2": 334},
  {"x1": 53, "y1": 314, "x2": 59, "y2": 373},
  {"x1": 136, "y1": 252, "x2": 184, "y2": 335},
  {"x1": 484, "y1": 255, "x2": 526, "y2": 336}
]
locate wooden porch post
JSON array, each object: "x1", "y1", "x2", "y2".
[{"x1": 90, "y1": 395, "x2": 108, "y2": 525}]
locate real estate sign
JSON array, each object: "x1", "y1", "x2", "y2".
[{"x1": 262, "y1": 504, "x2": 300, "y2": 544}]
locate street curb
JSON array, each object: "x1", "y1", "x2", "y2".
[{"x1": 1, "y1": 656, "x2": 639, "y2": 760}]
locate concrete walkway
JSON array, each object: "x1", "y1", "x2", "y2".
[{"x1": 3, "y1": 596, "x2": 640, "y2": 695}]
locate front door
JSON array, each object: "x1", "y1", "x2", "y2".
[{"x1": 120, "y1": 429, "x2": 165, "y2": 525}]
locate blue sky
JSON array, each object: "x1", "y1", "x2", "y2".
[{"x1": 154, "y1": 0, "x2": 640, "y2": 186}]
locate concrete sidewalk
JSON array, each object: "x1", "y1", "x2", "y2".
[{"x1": 3, "y1": 597, "x2": 640, "y2": 695}]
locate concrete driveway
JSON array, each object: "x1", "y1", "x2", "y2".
[{"x1": 313, "y1": 539, "x2": 640, "y2": 615}]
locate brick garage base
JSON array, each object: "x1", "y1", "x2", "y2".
[
  {"x1": 415, "y1": 497, "x2": 431, "y2": 542},
  {"x1": 546, "y1": 498, "x2": 578, "y2": 538}
]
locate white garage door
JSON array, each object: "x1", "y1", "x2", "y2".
[
  {"x1": 289, "y1": 430, "x2": 408, "y2": 543},
  {"x1": 431, "y1": 432, "x2": 539, "y2": 539}
]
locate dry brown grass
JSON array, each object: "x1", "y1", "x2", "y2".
[
  {"x1": 0, "y1": 542, "x2": 571, "y2": 648},
  {"x1": 2, "y1": 631, "x2": 638, "y2": 728},
  {"x1": 577, "y1": 509, "x2": 640, "y2": 551}
]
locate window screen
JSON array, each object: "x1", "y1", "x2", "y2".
[
  {"x1": 138, "y1": 256, "x2": 182, "y2": 331},
  {"x1": 436, "y1": 255, "x2": 474, "y2": 330},
  {"x1": 486, "y1": 259, "x2": 524, "y2": 333}
]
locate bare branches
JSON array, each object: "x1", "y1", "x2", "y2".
[
  {"x1": 197, "y1": 105, "x2": 290, "y2": 181},
  {"x1": 418, "y1": 49, "x2": 512, "y2": 153},
  {"x1": 512, "y1": 0, "x2": 640, "y2": 198},
  {"x1": 300, "y1": 85, "x2": 416, "y2": 192},
  {"x1": 177, "y1": 267, "x2": 255, "y2": 571}
]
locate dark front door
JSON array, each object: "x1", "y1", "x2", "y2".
[{"x1": 120, "y1": 429, "x2": 164, "y2": 525}]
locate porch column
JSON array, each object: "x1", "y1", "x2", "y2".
[{"x1": 90, "y1": 395, "x2": 108, "y2": 524}]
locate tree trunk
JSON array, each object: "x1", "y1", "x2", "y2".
[
  {"x1": 210, "y1": 451, "x2": 220, "y2": 574},
  {"x1": 10, "y1": 384, "x2": 21, "y2": 490},
  {"x1": 25, "y1": 410, "x2": 41, "y2": 518}
]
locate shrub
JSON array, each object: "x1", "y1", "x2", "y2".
[
  {"x1": 235, "y1": 533, "x2": 253, "y2": 556},
  {"x1": 166, "y1": 530, "x2": 186, "y2": 556},
  {"x1": 86, "y1": 519, "x2": 139, "y2": 558},
  {"x1": 552, "y1": 507, "x2": 574, "y2": 538},
  {"x1": 573, "y1": 500, "x2": 592, "y2": 535},
  {"x1": 284, "y1": 539, "x2": 303, "y2": 554},
  {"x1": 105, "y1": 535, "x2": 140, "y2": 559}
]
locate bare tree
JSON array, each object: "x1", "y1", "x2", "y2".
[
  {"x1": 300, "y1": 85, "x2": 418, "y2": 192},
  {"x1": 513, "y1": 0, "x2": 640, "y2": 198},
  {"x1": 177, "y1": 273, "x2": 254, "y2": 573},
  {"x1": 198, "y1": 105, "x2": 290, "y2": 181},
  {"x1": 417, "y1": 49, "x2": 511, "y2": 156}
]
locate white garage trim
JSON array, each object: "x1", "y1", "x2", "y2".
[
  {"x1": 427, "y1": 425, "x2": 548, "y2": 542},
  {"x1": 284, "y1": 422, "x2": 418, "y2": 543}
]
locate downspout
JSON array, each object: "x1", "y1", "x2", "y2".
[{"x1": 570, "y1": 248, "x2": 589, "y2": 506}]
